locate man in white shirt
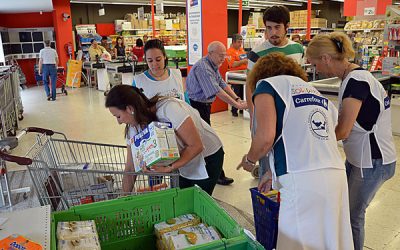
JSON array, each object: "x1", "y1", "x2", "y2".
[{"x1": 39, "y1": 40, "x2": 59, "y2": 101}]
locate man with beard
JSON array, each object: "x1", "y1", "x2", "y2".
[{"x1": 246, "y1": 5, "x2": 304, "y2": 179}]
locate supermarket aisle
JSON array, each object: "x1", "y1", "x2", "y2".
[{"x1": 14, "y1": 86, "x2": 400, "y2": 250}]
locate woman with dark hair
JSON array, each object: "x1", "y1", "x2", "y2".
[
  {"x1": 105, "y1": 85, "x2": 224, "y2": 195},
  {"x1": 307, "y1": 32, "x2": 396, "y2": 250},
  {"x1": 237, "y1": 52, "x2": 353, "y2": 249},
  {"x1": 133, "y1": 39, "x2": 187, "y2": 102},
  {"x1": 113, "y1": 36, "x2": 126, "y2": 58},
  {"x1": 131, "y1": 38, "x2": 144, "y2": 62}
]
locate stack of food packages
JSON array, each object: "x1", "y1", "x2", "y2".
[
  {"x1": 154, "y1": 214, "x2": 222, "y2": 250},
  {"x1": 344, "y1": 19, "x2": 385, "y2": 30},
  {"x1": 57, "y1": 220, "x2": 101, "y2": 250}
]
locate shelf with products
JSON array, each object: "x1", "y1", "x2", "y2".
[{"x1": 344, "y1": 18, "x2": 386, "y2": 70}]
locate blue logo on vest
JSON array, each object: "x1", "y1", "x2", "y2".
[
  {"x1": 384, "y1": 96, "x2": 390, "y2": 110},
  {"x1": 308, "y1": 109, "x2": 329, "y2": 140},
  {"x1": 293, "y1": 94, "x2": 328, "y2": 110}
]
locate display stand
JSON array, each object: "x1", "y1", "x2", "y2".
[{"x1": 0, "y1": 205, "x2": 51, "y2": 249}]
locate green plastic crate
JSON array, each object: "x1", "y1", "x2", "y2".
[
  {"x1": 224, "y1": 234, "x2": 264, "y2": 250},
  {"x1": 51, "y1": 187, "x2": 252, "y2": 250}
]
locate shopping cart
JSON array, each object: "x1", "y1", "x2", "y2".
[
  {"x1": 0, "y1": 127, "x2": 179, "y2": 211},
  {"x1": 250, "y1": 188, "x2": 280, "y2": 250},
  {"x1": 0, "y1": 69, "x2": 19, "y2": 137},
  {"x1": 34, "y1": 64, "x2": 68, "y2": 97}
]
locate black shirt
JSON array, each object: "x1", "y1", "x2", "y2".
[{"x1": 342, "y1": 68, "x2": 382, "y2": 159}]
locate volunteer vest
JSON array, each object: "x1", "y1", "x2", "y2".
[
  {"x1": 339, "y1": 70, "x2": 396, "y2": 168},
  {"x1": 134, "y1": 69, "x2": 185, "y2": 100},
  {"x1": 260, "y1": 75, "x2": 344, "y2": 173}
]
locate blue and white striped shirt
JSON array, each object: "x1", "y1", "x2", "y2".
[{"x1": 186, "y1": 56, "x2": 227, "y2": 103}]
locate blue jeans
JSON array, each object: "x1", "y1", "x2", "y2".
[
  {"x1": 346, "y1": 159, "x2": 396, "y2": 250},
  {"x1": 42, "y1": 64, "x2": 57, "y2": 100}
]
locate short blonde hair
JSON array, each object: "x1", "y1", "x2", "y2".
[
  {"x1": 247, "y1": 52, "x2": 308, "y2": 92},
  {"x1": 306, "y1": 32, "x2": 355, "y2": 61}
]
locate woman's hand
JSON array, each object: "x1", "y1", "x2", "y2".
[
  {"x1": 237, "y1": 154, "x2": 256, "y2": 172},
  {"x1": 150, "y1": 165, "x2": 174, "y2": 173},
  {"x1": 258, "y1": 170, "x2": 272, "y2": 193}
]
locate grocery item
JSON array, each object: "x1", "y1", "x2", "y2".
[
  {"x1": 167, "y1": 226, "x2": 221, "y2": 250},
  {"x1": 57, "y1": 221, "x2": 98, "y2": 240},
  {"x1": 154, "y1": 214, "x2": 201, "y2": 239},
  {"x1": 131, "y1": 121, "x2": 180, "y2": 172},
  {"x1": 0, "y1": 234, "x2": 42, "y2": 250},
  {"x1": 158, "y1": 223, "x2": 221, "y2": 250},
  {"x1": 58, "y1": 236, "x2": 101, "y2": 250}
]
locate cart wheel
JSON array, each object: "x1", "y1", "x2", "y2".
[
  {"x1": 18, "y1": 114, "x2": 24, "y2": 121},
  {"x1": 251, "y1": 165, "x2": 260, "y2": 179},
  {"x1": 64, "y1": 90, "x2": 68, "y2": 96},
  {"x1": 23, "y1": 192, "x2": 28, "y2": 200}
]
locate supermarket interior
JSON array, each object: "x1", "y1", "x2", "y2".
[{"x1": 0, "y1": 0, "x2": 400, "y2": 249}]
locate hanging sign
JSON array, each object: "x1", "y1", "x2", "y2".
[
  {"x1": 156, "y1": 0, "x2": 164, "y2": 15},
  {"x1": 187, "y1": 0, "x2": 203, "y2": 65},
  {"x1": 138, "y1": 7, "x2": 145, "y2": 20},
  {"x1": 243, "y1": 0, "x2": 249, "y2": 7}
]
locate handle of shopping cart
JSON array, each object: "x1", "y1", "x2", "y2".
[
  {"x1": 24, "y1": 127, "x2": 55, "y2": 136},
  {"x1": 0, "y1": 150, "x2": 32, "y2": 165}
]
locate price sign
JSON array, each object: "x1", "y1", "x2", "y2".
[{"x1": 243, "y1": 0, "x2": 249, "y2": 7}]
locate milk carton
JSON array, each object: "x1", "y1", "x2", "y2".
[{"x1": 132, "y1": 122, "x2": 180, "y2": 172}]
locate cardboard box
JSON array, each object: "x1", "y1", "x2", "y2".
[
  {"x1": 60, "y1": 163, "x2": 97, "y2": 191},
  {"x1": 311, "y1": 18, "x2": 327, "y2": 28},
  {"x1": 66, "y1": 180, "x2": 115, "y2": 206},
  {"x1": 140, "y1": 19, "x2": 149, "y2": 29},
  {"x1": 124, "y1": 13, "x2": 134, "y2": 22},
  {"x1": 122, "y1": 21, "x2": 132, "y2": 30},
  {"x1": 132, "y1": 122, "x2": 180, "y2": 172}
]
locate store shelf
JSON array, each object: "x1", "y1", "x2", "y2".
[
  {"x1": 345, "y1": 28, "x2": 384, "y2": 32},
  {"x1": 289, "y1": 27, "x2": 334, "y2": 30},
  {"x1": 360, "y1": 45, "x2": 383, "y2": 47}
]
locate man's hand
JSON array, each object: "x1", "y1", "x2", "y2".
[
  {"x1": 237, "y1": 154, "x2": 256, "y2": 172},
  {"x1": 258, "y1": 170, "x2": 273, "y2": 193},
  {"x1": 235, "y1": 100, "x2": 248, "y2": 110},
  {"x1": 150, "y1": 165, "x2": 174, "y2": 173}
]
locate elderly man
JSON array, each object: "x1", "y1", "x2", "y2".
[
  {"x1": 38, "y1": 40, "x2": 59, "y2": 101},
  {"x1": 88, "y1": 39, "x2": 106, "y2": 61},
  {"x1": 186, "y1": 41, "x2": 247, "y2": 186}
]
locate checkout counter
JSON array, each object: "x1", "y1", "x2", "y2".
[
  {"x1": 225, "y1": 70, "x2": 400, "y2": 134},
  {"x1": 83, "y1": 59, "x2": 146, "y2": 92}
]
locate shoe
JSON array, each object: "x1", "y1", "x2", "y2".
[
  {"x1": 232, "y1": 112, "x2": 238, "y2": 117},
  {"x1": 51, "y1": 98, "x2": 56, "y2": 101},
  {"x1": 217, "y1": 176, "x2": 234, "y2": 185},
  {"x1": 47, "y1": 96, "x2": 51, "y2": 101},
  {"x1": 239, "y1": 110, "x2": 243, "y2": 114}
]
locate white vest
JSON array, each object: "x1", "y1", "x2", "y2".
[
  {"x1": 257, "y1": 76, "x2": 344, "y2": 175},
  {"x1": 134, "y1": 69, "x2": 185, "y2": 100},
  {"x1": 339, "y1": 70, "x2": 396, "y2": 168}
]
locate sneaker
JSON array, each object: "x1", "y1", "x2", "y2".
[
  {"x1": 232, "y1": 112, "x2": 238, "y2": 117},
  {"x1": 47, "y1": 96, "x2": 51, "y2": 101}
]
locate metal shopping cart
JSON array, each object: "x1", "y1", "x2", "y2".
[
  {"x1": 0, "y1": 69, "x2": 19, "y2": 138},
  {"x1": 34, "y1": 64, "x2": 68, "y2": 97},
  {"x1": 0, "y1": 127, "x2": 179, "y2": 211}
]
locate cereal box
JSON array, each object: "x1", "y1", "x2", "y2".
[{"x1": 132, "y1": 122, "x2": 180, "y2": 172}]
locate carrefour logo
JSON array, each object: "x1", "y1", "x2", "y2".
[{"x1": 293, "y1": 94, "x2": 328, "y2": 110}]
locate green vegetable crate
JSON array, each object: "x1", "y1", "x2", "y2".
[{"x1": 51, "y1": 186, "x2": 263, "y2": 250}]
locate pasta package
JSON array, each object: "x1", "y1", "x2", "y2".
[{"x1": 57, "y1": 221, "x2": 98, "y2": 240}]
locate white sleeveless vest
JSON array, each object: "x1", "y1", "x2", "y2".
[
  {"x1": 256, "y1": 76, "x2": 344, "y2": 174},
  {"x1": 134, "y1": 68, "x2": 185, "y2": 100},
  {"x1": 339, "y1": 70, "x2": 396, "y2": 168}
]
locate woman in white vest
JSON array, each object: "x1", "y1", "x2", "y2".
[
  {"x1": 105, "y1": 85, "x2": 224, "y2": 195},
  {"x1": 306, "y1": 32, "x2": 396, "y2": 250},
  {"x1": 133, "y1": 39, "x2": 189, "y2": 103},
  {"x1": 238, "y1": 52, "x2": 353, "y2": 249}
]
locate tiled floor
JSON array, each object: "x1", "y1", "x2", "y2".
[{"x1": 9, "y1": 86, "x2": 400, "y2": 249}]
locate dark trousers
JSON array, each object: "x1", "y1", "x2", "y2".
[
  {"x1": 231, "y1": 84, "x2": 243, "y2": 114},
  {"x1": 189, "y1": 99, "x2": 228, "y2": 180},
  {"x1": 179, "y1": 147, "x2": 224, "y2": 195}
]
